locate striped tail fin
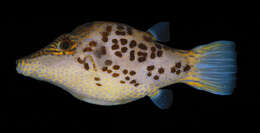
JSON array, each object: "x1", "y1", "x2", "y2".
[{"x1": 181, "y1": 41, "x2": 237, "y2": 95}]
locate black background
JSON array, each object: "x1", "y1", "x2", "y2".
[{"x1": 5, "y1": 16, "x2": 258, "y2": 129}]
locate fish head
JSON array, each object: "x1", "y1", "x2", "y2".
[{"x1": 16, "y1": 33, "x2": 81, "y2": 82}]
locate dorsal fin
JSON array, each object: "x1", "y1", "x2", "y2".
[{"x1": 147, "y1": 22, "x2": 170, "y2": 42}]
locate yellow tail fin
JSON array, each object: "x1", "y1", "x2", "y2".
[{"x1": 180, "y1": 41, "x2": 237, "y2": 95}]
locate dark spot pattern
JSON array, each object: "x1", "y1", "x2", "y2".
[
  {"x1": 120, "y1": 39, "x2": 128, "y2": 45},
  {"x1": 138, "y1": 57, "x2": 146, "y2": 62},
  {"x1": 147, "y1": 65, "x2": 155, "y2": 71},
  {"x1": 102, "y1": 66, "x2": 108, "y2": 72},
  {"x1": 151, "y1": 47, "x2": 156, "y2": 52},
  {"x1": 129, "y1": 40, "x2": 137, "y2": 48},
  {"x1": 176, "y1": 62, "x2": 181, "y2": 68},
  {"x1": 125, "y1": 76, "x2": 130, "y2": 80},
  {"x1": 130, "y1": 80, "x2": 136, "y2": 84},
  {"x1": 113, "y1": 65, "x2": 120, "y2": 70},
  {"x1": 77, "y1": 57, "x2": 84, "y2": 64},
  {"x1": 158, "y1": 68, "x2": 164, "y2": 74},
  {"x1": 130, "y1": 50, "x2": 135, "y2": 61},
  {"x1": 106, "y1": 26, "x2": 112, "y2": 32},
  {"x1": 101, "y1": 32, "x2": 109, "y2": 42},
  {"x1": 176, "y1": 70, "x2": 181, "y2": 75},
  {"x1": 112, "y1": 39, "x2": 118, "y2": 44},
  {"x1": 120, "y1": 80, "x2": 125, "y2": 84},
  {"x1": 112, "y1": 73, "x2": 120, "y2": 77},
  {"x1": 129, "y1": 71, "x2": 136, "y2": 76},
  {"x1": 153, "y1": 75, "x2": 159, "y2": 80},
  {"x1": 147, "y1": 72, "x2": 152, "y2": 77},
  {"x1": 138, "y1": 43, "x2": 148, "y2": 50},
  {"x1": 134, "y1": 83, "x2": 140, "y2": 87},
  {"x1": 105, "y1": 60, "x2": 112, "y2": 66},
  {"x1": 112, "y1": 44, "x2": 119, "y2": 50},
  {"x1": 183, "y1": 65, "x2": 191, "y2": 72},
  {"x1": 83, "y1": 47, "x2": 92, "y2": 52},
  {"x1": 171, "y1": 67, "x2": 176, "y2": 73},
  {"x1": 96, "y1": 83, "x2": 102, "y2": 86},
  {"x1": 115, "y1": 31, "x2": 126, "y2": 36},
  {"x1": 115, "y1": 51, "x2": 122, "y2": 57},
  {"x1": 150, "y1": 52, "x2": 156, "y2": 59},
  {"x1": 121, "y1": 47, "x2": 128, "y2": 53},
  {"x1": 123, "y1": 69, "x2": 128, "y2": 75},
  {"x1": 94, "y1": 77, "x2": 100, "y2": 81},
  {"x1": 157, "y1": 50, "x2": 163, "y2": 57},
  {"x1": 84, "y1": 63, "x2": 89, "y2": 70},
  {"x1": 100, "y1": 46, "x2": 107, "y2": 55},
  {"x1": 89, "y1": 41, "x2": 97, "y2": 47},
  {"x1": 107, "y1": 69, "x2": 112, "y2": 74}
]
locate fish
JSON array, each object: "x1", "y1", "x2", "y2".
[{"x1": 16, "y1": 21, "x2": 237, "y2": 109}]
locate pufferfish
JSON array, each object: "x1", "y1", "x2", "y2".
[{"x1": 16, "y1": 21, "x2": 237, "y2": 109}]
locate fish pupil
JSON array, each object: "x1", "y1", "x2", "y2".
[{"x1": 60, "y1": 41, "x2": 70, "y2": 50}]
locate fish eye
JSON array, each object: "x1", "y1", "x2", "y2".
[{"x1": 58, "y1": 41, "x2": 71, "y2": 50}]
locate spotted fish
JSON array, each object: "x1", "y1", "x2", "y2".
[{"x1": 16, "y1": 21, "x2": 237, "y2": 109}]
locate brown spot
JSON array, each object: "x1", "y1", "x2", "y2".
[
  {"x1": 115, "y1": 31, "x2": 126, "y2": 35},
  {"x1": 117, "y1": 24, "x2": 125, "y2": 30},
  {"x1": 138, "y1": 57, "x2": 146, "y2": 62},
  {"x1": 104, "y1": 60, "x2": 112, "y2": 66},
  {"x1": 147, "y1": 65, "x2": 155, "y2": 71},
  {"x1": 120, "y1": 80, "x2": 125, "y2": 84},
  {"x1": 77, "y1": 57, "x2": 84, "y2": 64},
  {"x1": 130, "y1": 80, "x2": 136, "y2": 84},
  {"x1": 137, "y1": 51, "x2": 148, "y2": 57},
  {"x1": 120, "y1": 39, "x2": 128, "y2": 45},
  {"x1": 112, "y1": 39, "x2": 118, "y2": 44},
  {"x1": 129, "y1": 40, "x2": 137, "y2": 48},
  {"x1": 176, "y1": 70, "x2": 181, "y2": 75},
  {"x1": 100, "y1": 46, "x2": 107, "y2": 55},
  {"x1": 153, "y1": 75, "x2": 159, "y2": 80},
  {"x1": 183, "y1": 65, "x2": 191, "y2": 72},
  {"x1": 113, "y1": 65, "x2": 120, "y2": 70},
  {"x1": 157, "y1": 50, "x2": 163, "y2": 57},
  {"x1": 138, "y1": 43, "x2": 148, "y2": 50},
  {"x1": 125, "y1": 76, "x2": 130, "y2": 80},
  {"x1": 126, "y1": 26, "x2": 133, "y2": 35},
  {"x1": 158, "y1": 68, "x2": 164, "y2": 74},
  {"x1": 111, "y1": 44, "x2": 119, "y2": 50},
  {"x1": 106, "y1": 26, "x2": 112, "y2": 32},
  {"x1": 122, "y1": 69, "x2": 128, "y2": 75},
  {"x1": 83, "y1": 47, "x2": 92, "y2": 52},
  {"x1": 107, "y1": 69, "x2": 112, "y2": 73},
  {"x1": 150, "y1": 52, "x2": 156, "y2": 59},
  {"x1": 102, "y1": 66, "x2": 108, "y2": 72},
  {"x1": 171, "y1": 67, "x2": 176, "y2": 73},
  {"x1": 96, "y1": 83, "x2": 102, "y2": 86},
  {"x1": 155, "y1": 43, "x2": 162, "y2": 49},
  {"x1": 176, "y1": 62, "x2": 181, "y2": 68},
  {"x1": 121, "y1": 47, "x2": 128, "y2": 53},
  {"x1": 130, "y1": 50, "x2": 135, "y2": 61},
  {"x1": 129, "y1": 71, "x2": 136, "y2": 76},
  {"x1": 147, "y1": 72, "x2": 152, "y2": 77},
  {"x1": 114, "y1": 51, "x2": 123, "y2": 57},
  {"x1": 101, "y1": 32, "x2": 109, "y2": 42},
  {"x1": 112, "y1": 73, "x2": 120, "y2": 77},
  {"x1": 151, "y1": 47, "x2": 156, "y2": 52},
  {"x1": 143, "y1": 35, "x2": 153, "y2": 42},
  {"x1": 134, "y1": 83, "x2": 140, "y2": 87},
  {"x1": 84, "y1": 63, "x2": 89, "y2": 70},
  {"x1": 89, "y1": 41, "x2": 97, "y2": 47},
  {"x1": 94, "y1": 77, "x2": 100, "y2": 81}
]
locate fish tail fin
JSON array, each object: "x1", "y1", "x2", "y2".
[{"x1": 180, "y1": 41, "x2": 237, "y2": 95}]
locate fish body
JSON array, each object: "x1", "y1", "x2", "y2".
[{"x1": 16, "y1": 21, "x2": 237, "y2": 109}]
